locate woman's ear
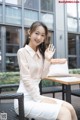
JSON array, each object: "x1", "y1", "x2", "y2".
[{"x1": 28, "y1": 29, "x2": 30, "y2": 35}]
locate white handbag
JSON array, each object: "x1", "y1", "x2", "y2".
[{"x1": 47, "y1": 61, "x2": 70, "y2": 77}]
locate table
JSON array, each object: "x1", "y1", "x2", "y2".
[{"x1": 43, "y1": 74, "x2": 80, "y2": 103}]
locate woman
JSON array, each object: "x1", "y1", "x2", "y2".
[{"x1": 14, "y1": 21, "x2": 77, "y2": 120}]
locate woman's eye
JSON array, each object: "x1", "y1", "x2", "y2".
[
  {"x1": 35, "y1": 32, "x2": 39, "y2": 35},
  {"x1": 42, "y1": 35, "x2": 45, "y2": 37},
  {"x1": 35, "y1": 32, "x2": 45, "y2": 37}
]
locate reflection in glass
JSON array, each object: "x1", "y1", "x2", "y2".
[
  {"x1": 68, "y1": 18, "x2": 77, "y2": 32},
  {"x1": 41, "y1": 13, "x2": 53, "y2": 29},
  {"x1": 6, "y1": 27, "x2": 19, "y2": 53},
  {"x1": 0, "y1": 5, "x2": 2, "y2": 22},
  {"x1": 24, "y1": 9, "x2": 38, "y2": 26},
  {"x1": 6, "y1": 27, "x2": 20, "y2": 71},
  {"x1": 68, "y1": 57, "x2": 77, "y2": 69},
  {"x1": 41, "y1": 0, "x2": 53, "y2": 12},
  {"x1": 67, "y1": 4, "x2": 77, "y2": 17},
  {"x1": 6, "y1": 56, "x2": 19, "y2": 71},
  {"x1": 68, "y1": 34, "x2": 76, "y2": 55},
  {"x1": 48, "y1": 32, "x2": 53, "y2": 44},
  {"x1": 5, "y1": 0, "x2": 22, "y2": 6},
  {"x1": 5, "y1": 6, "x2": 21, "y2": 25},
  {"x1": 24, "y1": 0, "x2": 39, "y2": 10}
]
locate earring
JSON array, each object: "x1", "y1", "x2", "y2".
[{"x1": 28, "y1": 34, "x2": 31, "y2": 39}]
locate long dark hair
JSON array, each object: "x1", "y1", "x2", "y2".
[{"x1": 24, "y1": 21, "x2": 50, "y2": 58}]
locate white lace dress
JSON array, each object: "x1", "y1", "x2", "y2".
[{"x1": 14, "y1": 45, "x2": 63, "y2": 120}]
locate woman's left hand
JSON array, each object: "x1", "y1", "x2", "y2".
[
  {"x1": 45, "y1": 44, "x2": 56, "y2": 61},
  {"x1": 51, "y1": 58, "x2": 67, "y2": 64}
]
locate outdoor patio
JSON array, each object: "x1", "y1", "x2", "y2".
[{"x1": 0, "y1": 84, "x2": 80, "y2": 120}]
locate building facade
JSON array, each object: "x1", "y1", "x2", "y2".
[{"x1": 0, "y1": 0, "x2": 80, "y2": 72}]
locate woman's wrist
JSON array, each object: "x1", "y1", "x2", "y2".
[
  {"x1": 45, "y1": 57, "x2": 52, "y2": 63},
  {"x1": 50, "y1": 58, "x2": 67, "y2": 64}
]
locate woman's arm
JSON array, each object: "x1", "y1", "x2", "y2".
[{"x1": 50, "y1": 58, "x2": 67, "y2": 64}]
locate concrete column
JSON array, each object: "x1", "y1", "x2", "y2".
[{"x1": 54, "y1": 1, "x2": 67, "y2": 58}]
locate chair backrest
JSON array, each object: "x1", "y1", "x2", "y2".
[{"x1": 47, "y1": 61, "x2": 69, "y2": 77}]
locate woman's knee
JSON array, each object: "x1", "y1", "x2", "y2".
[
  {"x1": 62, "y1": 101, "x2": 78, "y2": 120},
  {"x1": 57, "y1": 106, "x2": 71, "y2": 120},
  {"x1": 63, "y1": 101, "x2": 75, "y2": 113}
]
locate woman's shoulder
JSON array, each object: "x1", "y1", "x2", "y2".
[
  {"x1": 18, "y1": 47, "x2": 25, "y2": 52},
  {"x1": 17, "y1": 47, "x2": 28, "y2": 55}
]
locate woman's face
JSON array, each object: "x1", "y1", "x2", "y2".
[{"x1": 29, "y1": 26, "x2": 46, "y2": 50}]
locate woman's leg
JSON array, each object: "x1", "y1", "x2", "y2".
[
  {"x1": 41, "y1": 96, "x2": 77, "y2": 120},
  {"x1": 62, "y1": 101, "x2": 78, "y2": 120},
  {"x1": 57, "y1": 105, "x2": 72, "y2": 120}
]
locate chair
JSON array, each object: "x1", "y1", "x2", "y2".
[
  {"x1": 39, "y1": 81, "x2": 62, "y2": 98},
  {"x1": 0, "y1": 93, "x2": 25, "y2": 120},
  {"x1": 71, "y1": 85, "x2": 80, "y2": 97},
  {"x1": 0, "y1": 84, "x2": 35, "y2": 120},
  {"x1": 69, "y1": 70, "x2": 80, "y2": 97},
  {"x1": 71, "y1": 74, "x2": 80, "y2": 97}
]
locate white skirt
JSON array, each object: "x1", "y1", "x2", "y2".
[{"x1": 14, "y1": 95, "x2": 63, "y2": 120}]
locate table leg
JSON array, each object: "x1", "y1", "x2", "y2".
[
  {"x1": 62, "y1": 84, "x2": 71, "y2": 103},
  {"x1": 65, "y1": 85, "x2": 71, "y2": 103},
  {"x1": 62, "y1": 84, "x2": 66, "y2": 100}
]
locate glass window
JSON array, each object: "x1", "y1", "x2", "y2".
[
  {"x1": 0, "y1": 27, "x2": 1, "y2": 71},
  {"x1": 5, "y1": 0, "x2": 22, "y2": 6},
  {"x1": 41, "y1": 0, "x2": 53, "y2": 12},
  {"x1": 41, "y1": 13, "x2": 54, "y2": 29},
  {"x1": 48, "y1": 32, "x2": 53, "y2": 44},
  {"x1": 0, "y1": 5, "x2": 2, "y2": 22},
  {"x1": 5, "y1": 6, "x2": 21, "y2": 25},
  {"x1": 68, "y1": 34, "x2": 76, "y2": 55},
  {"x1": 67, "y1": 3, "x2": 77, "y2": 17},
  {"x1": 78, "y1": 3, "x2": 80, "y2": 18},
  {"x1": 68, "y1": 57, "x2": 77, "y2": 69},
  {"x1": 6, "y1": 27, "x2": 19, "y2": 54},
  {"x1": 24, "y1": 9, "x2": 38, "y2": 26},
  {"x1": 68, "y1": 18, "x2": 77, "y2": 32},
  {"x1": 68, "y1": 34, "x2": 80, "y2": 68},
  {"x1": 6, "y1": 27, "x2": 20, "y2": 71},
  {"x1": 24, "y1": 0, "x2": 39, "y2": 10},
  {"x1": 0, "y1": 0, "x2": 2, "y2": 2},
  {"x1": 6, "y1": 56, "x2": 19, "y2": 71}
]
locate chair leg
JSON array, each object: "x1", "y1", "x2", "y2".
[
  {"x1": 62, "y1": 92, "x2": 65, "y2": 100},
  {"x1": 53, "y1": 93, "x2": 55, "y2": 98}
]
